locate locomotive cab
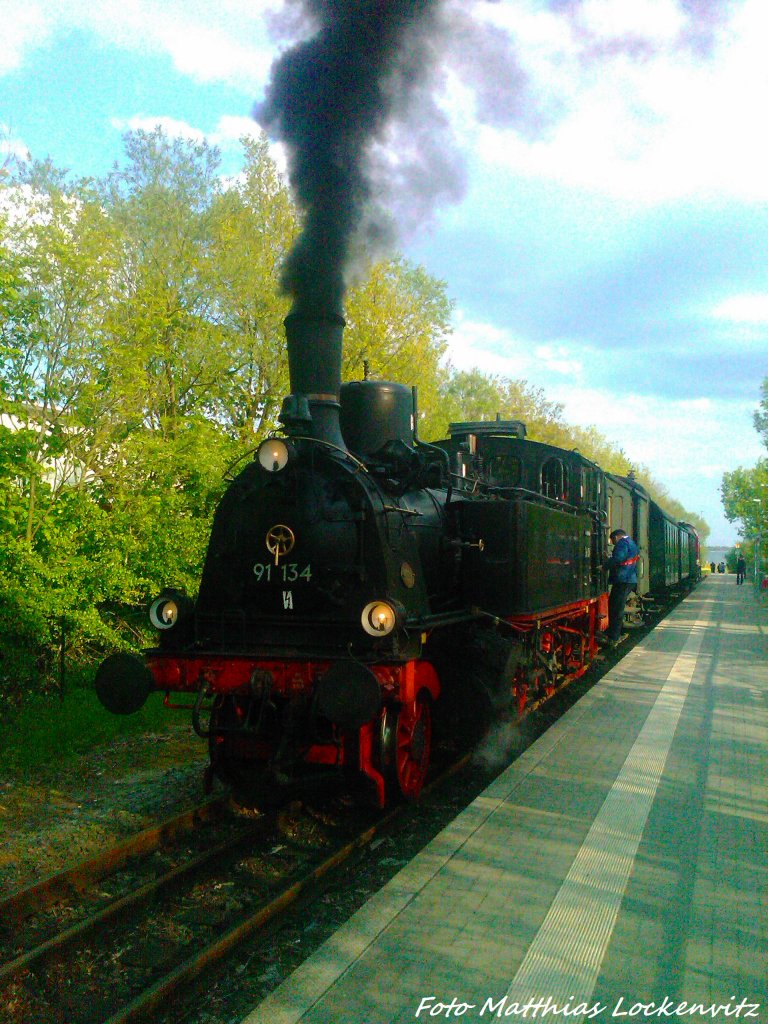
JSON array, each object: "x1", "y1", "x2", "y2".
[{"x1": 434, "y1": 422, "x2": 609, "y2": 615}]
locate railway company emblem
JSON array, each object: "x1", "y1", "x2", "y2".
[{"x1": 265, "y1": 524, "x2": 295, "y2": 566}]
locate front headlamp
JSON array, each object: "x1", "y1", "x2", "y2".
[
  {"x1": 149, "y1": 590, "x2": 192, "y2": 632},
  {"x1": 257, "y1": 438, "x2": 293, "y2": 473},
  {"x1": 361, "y1": 600, "x2": 400, "y2": 637},
  {"x1": 150, "y1": 596, "x2": 179, "y2": 630}
]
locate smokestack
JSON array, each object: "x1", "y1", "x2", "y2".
[{"x1": 280, "y1": 311, "x2": 346, "y2": 448}]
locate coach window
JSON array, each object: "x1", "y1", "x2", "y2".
[{"x1": 541, "y1": 458, "x2": 568, "y2": 501}]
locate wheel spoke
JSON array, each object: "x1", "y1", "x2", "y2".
[{"x1": 395, "y1": 696, "x2": 431, "y2": 799}]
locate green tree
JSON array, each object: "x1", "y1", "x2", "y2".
[
  {"x1": 436, "y1": 369, "x2": 566, "y2": 443},
  {"x1": 753, "y1": 378, "x2": 768, "y2": 449},
  {"x1": 721, "y1": 376, "x2": 768, "y2": 565},
  {"x1": 99, "y1": 129, "x2": 232, "y2": 439},
  {"x1": 208, "y1": 134, "x2": 296, "y2": 441},
  {"x1": 1, "y1": 162, "x2": 121, "y2": 543},
  {"x1": 343, "y1": 257, "x2": 453, "y2": 436},
  {"x1": 0, "y1": 135, "x2": 245, "y2": 687},
  {"x1": 721, "y1": 461, "x2": 768, "y2": 534}
]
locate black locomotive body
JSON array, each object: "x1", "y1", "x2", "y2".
[{"x1": 95, "y1": 314, "x2": 700, "y2": 808}]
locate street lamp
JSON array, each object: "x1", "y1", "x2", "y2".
[{"x1": 752, "y1": 498, "x2": 762, "y2": 585}]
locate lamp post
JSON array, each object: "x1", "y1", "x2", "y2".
[{"x1": 752, "y1": 498, "x2": 762, "y2": 586}]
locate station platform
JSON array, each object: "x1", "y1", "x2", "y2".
[{"x1": 243, "y1": 576, "x2": 767, "y2": 1024}]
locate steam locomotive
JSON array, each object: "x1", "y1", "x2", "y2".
[{"x1": 95, "y1": 313, "x2": 700, "y2": 808}]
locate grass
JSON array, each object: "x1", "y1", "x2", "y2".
[{"x1": 0, "y1": 681, "x2": 185, "y2": 778}]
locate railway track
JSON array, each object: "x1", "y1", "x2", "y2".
[
  {"x1": 0, "y1": 784, "x2": 417, "y2": 1023},
  {"x1": 0, "y1": 797, "x2": 250, "y2": 1019}
]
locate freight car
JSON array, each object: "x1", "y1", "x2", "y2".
[{"x1": 95, "y1": 312, "x2": 700, "y2": 809}]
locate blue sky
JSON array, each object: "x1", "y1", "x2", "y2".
[{"x1": 2, "y1": 0, "x2": 767, "y2": 545}]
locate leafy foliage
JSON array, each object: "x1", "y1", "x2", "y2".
[
  {"x1": 754, "y1": 379, "x2": 768, "y2": 449},
  {"x1": 719, "y1": 376, "x2": 768, "y2": 577}
]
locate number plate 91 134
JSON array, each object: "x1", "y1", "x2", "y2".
[{"x1": 253, "y1": 563, "x2": 312, "y2": 583}]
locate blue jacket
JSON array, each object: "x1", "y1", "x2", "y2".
[{"x1": 606, "y1": 535, "x2": 639, "y2": 585}]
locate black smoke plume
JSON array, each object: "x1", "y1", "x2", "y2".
[{"x1": 256, "y1": 1, "x2": 449, "y2": 319}]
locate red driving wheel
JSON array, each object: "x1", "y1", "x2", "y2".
[{"x1": 394, "y1": 693, "x2": 432, "y2": 800}]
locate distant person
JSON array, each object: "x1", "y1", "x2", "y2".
[
  {"x1": 598, "y1": 528, "x2": 639, "y2": 648},
  {"x1": 736, "y1": 554, "x2": 747, "y2": 585},
  {"x1": 718, "y1": 562, "x2": 726, "y2": 574},
  {"x1": 710, "y1": 561, "x2": 716, "y2": 573}
]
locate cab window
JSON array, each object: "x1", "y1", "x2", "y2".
[
  {"x1": 487, "y1": 452, "x2": 522, "y2": 487},
  {"x1": 541, "y1": 458, "x2": 568, "y2": 501}
]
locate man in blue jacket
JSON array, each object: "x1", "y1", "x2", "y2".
[{"x1": 599, "y1": 528, "x2": 639, "y2": 647}]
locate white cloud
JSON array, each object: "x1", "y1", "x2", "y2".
[
  {"x1": 445, "y1": 315, "x2": 523, "y2": 372},
  {"x1": 0, "y1": 0, "x2": 277, "y2": 90},
  {"x1": 712, "y1": 294, "x2": 768, "y2": 324},
  {"x1": 7, "y1": 0, "x2": 768, "y2": 207},
  {"x1": 461, "y1": 0, "x2": 768, "y2": 204},
  {"x1": 576, "y1": 0, "x2": 686, "y2": 42},
  {"x1": 111, "y1": 115, "x2": 207, "y2": 143},
  {"x1": 0, "y1": 2, "x2": 49, "y2": 75},
  {"x1": 533, "y1": 344, "x2": 584, "y2": 379},
  {"x1": 150, "y1": 17, "x2": 272, "y2": 87},
  {"x1": 210, "y1": 116, "x2": 262, "y2": 145},
  {"x1": 111, "y1": 113, "x2": 264, "y2": 147},
  {"x1": 0, "y1": 124, "x2": 31, "y2": 169},
  {"x1": 447, "y1": 313, "x2": 592, "y2": 384},
  {"x1": 210, "y1": 117, "x2": 291, "y2": 174}
]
